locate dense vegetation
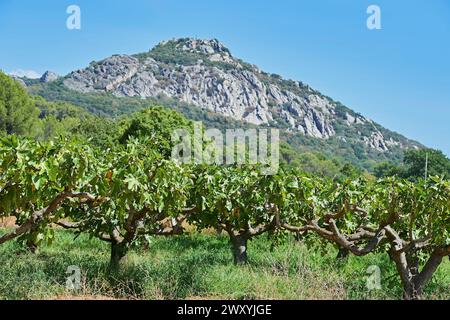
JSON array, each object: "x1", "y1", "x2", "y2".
[
  {"x1": 0, "y1": 73, "x2": 40, "y2": 137},
  {"x1": 0, "y1": 72, "x2": 449, "y2": 300},
  {"x1": 28, "y1": 73, "x2": 417, "y2": 173},
  {"x1": 1, "y1": 134, "x2": 448, "y2": 299},
  {"x1": 374, "y1": 149, "x2": 450, "y2": 181}
]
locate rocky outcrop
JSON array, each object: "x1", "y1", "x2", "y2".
[
  {"x1": 64, "y1": 55, "x2": 140, "y2": 92},
  {"x1": 361, "y1": 131, "x2": 399, "y2": 151},
  {"x1": 63, "y1": 39, "x2": 338, "y2": 139},
  {"x1": 40, "y1": 71, "x2": 59, "y2": 83},
  {"x1": 11, "y1": 76, "x2": 27, "y2": 87},
  {"x1": 62, "y1": 38, "x2": 418, "y2": 150}
]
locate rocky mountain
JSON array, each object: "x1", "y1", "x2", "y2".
[
  {"x1": 11, "y1": 75, "x2": 27, "y2": 87},
  {"x1": 10, "y1": 70, "x2": 59, "y2": 87},
  {"x1": 23, "y1": 38, "x2": 423, "y2": 171},
  {"x1": 40, "y1": 71, "x2": 59, "y2": 83},
  {"x1": 61, "y1": 38, "x2": 419, "y2": 154}
]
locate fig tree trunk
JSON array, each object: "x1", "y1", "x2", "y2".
[
  {"x1": 336, "y1": 247, "x2": 349, "y2": 260},
  {"x1": 26, "y1": 239, "x2": 37, "y2": 253},
  {"x1": 390, "y1": 249, "x2": 445, "y2": 300},
  {"x1": 402, "y1": 282, "x2": 421, "y2": 300},
  {"x1": 230, "y1": 235, "x2": 248, "y2": 265},
  {"x1": 109, "y1": 241, "x2": 129, "y2": 271}
]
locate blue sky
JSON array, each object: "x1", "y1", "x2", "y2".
[{"x1": 1, "y1": 0, "x2": 449, "y2": 155}]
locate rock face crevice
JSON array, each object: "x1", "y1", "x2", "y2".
[{"x1": 62, "y1": 38, "x2": 419, "y2": 151}]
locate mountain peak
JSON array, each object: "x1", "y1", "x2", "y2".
[
  {"x1": 156, "y1": 38, "x2": 231, "y2": 56},
  {"x1": 61, "y1": 38, "x2": 421, "y2": 155},
  {"x1": 40, "y1": 71, "x2": 59, "y2": 83}
]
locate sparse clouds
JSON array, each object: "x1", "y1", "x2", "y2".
[{"x1": 9, "y1": 69, "x2": 41, "y2": 79}]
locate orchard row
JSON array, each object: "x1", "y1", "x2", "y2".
[{"x1": 0, "y1": 136, "x2": 448, "y2": 300}]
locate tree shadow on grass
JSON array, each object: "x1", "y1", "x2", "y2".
[
  {"x1": 148, "y1": 234, "x2": 229, "y2": 252},
  {"x1": 108, "y1": 246, "x2": 233, "y2": 299},
  {"x1": 0, "y1": 235, "x2": 233, "y2": 299}
]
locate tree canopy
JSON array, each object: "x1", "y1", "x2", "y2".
[
  {"x1": 374, "y1": 148, "x2": 450, "y2": 180},
  {"x1": 0, "y1": 72, "x2": 40, "y2": 137},
  {"x1": 119, "y1": 106, "x2": 193, "y2": 157}
]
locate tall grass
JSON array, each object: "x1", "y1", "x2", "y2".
[{"x1": 0, "y1": 230, "x2": 448, "y2": 300}]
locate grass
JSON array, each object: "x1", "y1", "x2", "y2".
[{"x1": 0, "y1": 230, "x2": 448, "y2": 300}]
